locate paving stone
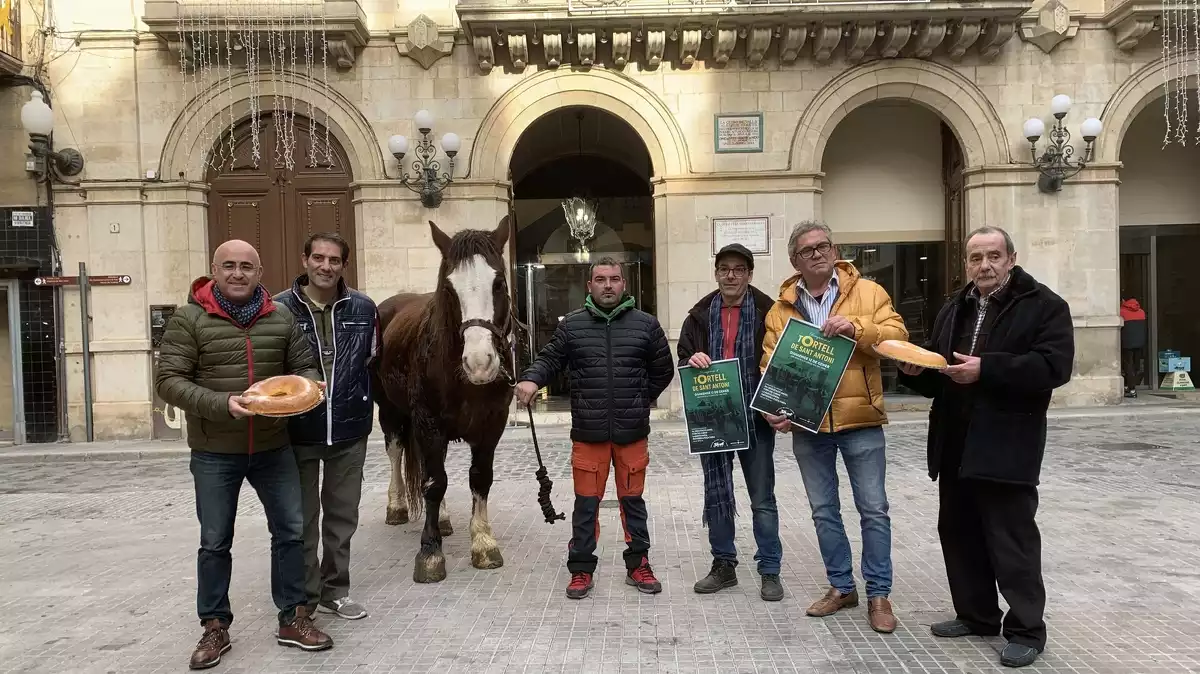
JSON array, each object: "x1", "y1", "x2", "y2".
[{"x1": 2, "y1": 413, "x2": 1200, "y2": 673}]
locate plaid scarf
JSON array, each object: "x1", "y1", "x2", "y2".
[
  {"x1": 212, "y1": 283, "x2": 266, "y2": 327},
  {"x1": 700, "y1": 292, "x2": 761, "y2": 528}
]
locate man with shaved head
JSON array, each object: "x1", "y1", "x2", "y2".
[{"x1": 156, "y1": 239, "x2": 334, "y2": 670}]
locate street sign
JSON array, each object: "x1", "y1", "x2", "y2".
[{"x1": 34, "y1": 274, "x2": 132, "y2": 287}]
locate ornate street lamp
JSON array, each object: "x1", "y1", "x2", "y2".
[
  {"x1": 388, "y1": 109, "x2": 460, "y2": 208},
  {"x1": 1021, "y1": 95, "x2": 1103, "y2": 193},
  {"x1": 20, "y1": 90, "x2": 85, "y2": 182}
]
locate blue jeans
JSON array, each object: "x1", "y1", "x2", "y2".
[
  {"x1": 190, "y1": 447, "x2": 308, "y2": 627},
  {"x1": 791, "y1": 426, "x2": 892, "y2": 598},
  {"x1": 708, "y1": 422, "x2": 782, "y2": 574}
]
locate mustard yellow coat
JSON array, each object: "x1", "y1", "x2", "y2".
[{"x1": 760, "y1": 261, "x2": 908, "y2": 433}]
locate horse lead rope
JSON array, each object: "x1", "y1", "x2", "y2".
[
  {"x1": 504, "y1": 299, "x2": 564, "y2": 524},
  {"x1": 526, "y1": 404, "x2": 566, "y2": 524}
]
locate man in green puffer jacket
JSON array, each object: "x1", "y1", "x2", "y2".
[{"x1": 154, "y1": 239, "x2": 332, "y2": 670}]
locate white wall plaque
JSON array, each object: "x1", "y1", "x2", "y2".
[
  {"x1": 712, "y1": 216, "x2": 770, "y2": 256},
  {"x1": 714, "y1": 112, "x2": 764, "y2": 153},
  {"x1": 11, "y1": 211, "x2": 34, "y2": 227}
]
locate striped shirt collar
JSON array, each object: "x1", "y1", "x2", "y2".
[{"x1": 797, "y1": 272, "x2": 838, "y2": 299}]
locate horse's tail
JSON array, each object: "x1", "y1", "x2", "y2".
[{"x1": 402, "y1": 433, "x2": 426, "y2": 518}]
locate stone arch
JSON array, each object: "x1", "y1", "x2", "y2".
[
  {"x1": 466, "y1": 68, "x2": 690, "y2": 181},
  {"x1": 159, "y1": 71, "x2": 385, "y2": 182},
  {"x1": 790, "y1": 59, "x2": 1010, "y2": 172},
  {"x1": 1096, "y1": 59, "x2": 1199, "y2": 163}
]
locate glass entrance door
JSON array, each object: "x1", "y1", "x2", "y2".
[
  {"x1": 0, "y1": 280, "x2": 25, "y2": 445},
  {"x1": 516, "y1": 255, "x2": 648, "y2": 409}
]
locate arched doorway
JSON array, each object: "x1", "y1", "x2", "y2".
[
  {"x1": 820, "y1": 99, "x2": 967, "y2": 394},
  {"x1": 1117, "y1": 90, "x2": 1200, "y2": 394},
  {"x1": 206, "y1": 113, "x2": 357, "y2": 295},
  {"x1": 510, "y1": 106, "x2": 655, "y2": 409}
]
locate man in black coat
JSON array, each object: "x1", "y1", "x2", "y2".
[
  {"x1": 676, "y1": 244, "x2": 783, "y2": 602},
  {"x1": 515, "y1": 257, "x2": 674, "y2": 600},
  {"x1": 897, "y1": 226, "x2": 1074, "y2": 669}
]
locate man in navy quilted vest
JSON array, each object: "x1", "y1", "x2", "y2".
[{"x1": 275, "y1": 232, "x2": 381, "y2": 622}]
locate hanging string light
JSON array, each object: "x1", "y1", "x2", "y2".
[
  {"x1": 175, "y1": 0, "x2": 332, "y2": 171},
  {"x1": 1160, "y1": 0, "x2": 1200, "y2": 146}
]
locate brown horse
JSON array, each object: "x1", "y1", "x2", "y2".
[{"x1": 373, "y1": 218, "x2": 514, "y2": 583}]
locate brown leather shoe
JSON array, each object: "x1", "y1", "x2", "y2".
[
  {"x1": 189, "y1": 619, "x2": 230, "y2": 670},
  {"x1": 277, "y1": 606, "x2": 334, "y2": 651},
  {"x1": 868, "y1": 597, "x2": 897, "y2": 633},
  {"x1": 806, "y1": 587, "x2": 859, "y2": 617}
]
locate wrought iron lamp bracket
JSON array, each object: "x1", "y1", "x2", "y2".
[
  {"x1": 26, "y1": 133, "x2": 85, "y2": 183},
  {"x1": 393, "y1": 130, "x2": 456, "y2": 209},
  {"x1": 1028, "y1": 114, "x2": 1095, "y2": 194}
]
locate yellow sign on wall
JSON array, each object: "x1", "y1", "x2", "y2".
[{"x1": 1, "y1": 0, "x2": 22, "y2": 62}]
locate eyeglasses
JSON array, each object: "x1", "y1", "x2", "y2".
[
  {"x1": 217, "y1": 261, "x2": 259, "y2": 274},
  {"x1": 716, "y1": 266, "x2": 748, "y2": 278},
  {"x1": 794, "y1": 241, "x2": 832, "y2": 260}
]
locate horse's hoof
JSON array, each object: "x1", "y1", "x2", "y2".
[
  {"x1": 386, "y1": 507, "x2": 409, "y2": 525},
  {"x1": 413, "y1": 550, "x2": 447, "y2": 583},
  {"x1": 471, "y1": 547, "x2": 504, "y2": 570},
  {"x1": 439, "y1": 520, "x2": 453, "y2": 537}
]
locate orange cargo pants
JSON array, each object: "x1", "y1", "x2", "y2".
[{"x1": 566, "y1": 438, "x2": 651, "y2": 574}]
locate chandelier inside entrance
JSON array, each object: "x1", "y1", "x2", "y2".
[
  {"x1": 563, "y1": 196, "x2": 599, "y2": 260},
  {"x1": 175, "y1": 0, "x2": 334, "y2": 172},
  {"x1": 1160, "y1": 0, "x2": 1199, "y2": 146},
  {"x1": 562, "y1": 110, "x2": 599, "y2": 261}
]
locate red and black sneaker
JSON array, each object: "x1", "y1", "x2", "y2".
[
  {"x1": 566, "y1": 572, "x2": 593, "y2": 599},
  {"x1": 626, "y1": 557, "x2": 663, "y2": 594}
]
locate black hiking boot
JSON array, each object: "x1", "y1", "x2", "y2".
[{"x1": 693, "y1": 559, "x2": 738, "y2": 594}]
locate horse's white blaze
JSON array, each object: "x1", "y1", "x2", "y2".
[
  {"x1": 469, "y1": 492, "x2": 498, "y2": 555},
  {"x1": 447, "y1": 254, "x2": 500, "y2": 384}
]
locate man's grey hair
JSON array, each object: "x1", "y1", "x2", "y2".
[
  {"x1": 965, "y1": 226, "x2": 1015, "y2": 256},
  {"x1": 787, "y1": 220, "x2": 833, "y2": 255}
]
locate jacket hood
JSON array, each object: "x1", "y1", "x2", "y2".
[
  {"x1": 585, "y1": 294, "x2": 636, "y2": 321},
  {"x1": 189, "y1": 276, "x2": 276, "y2": 321},
  {"x1": 777, "y1": 260, "x2": 862, "y2": 303},
  {"x1": 1120, "y1": 297, "x2": 1146, "y2": 320},
  {"x1": 688, "y1": 285, "x2": 775, "y2": 320}
]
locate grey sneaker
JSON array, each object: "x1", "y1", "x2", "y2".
[{"x1": 317, "y1": 597, "x2": 368, "y2": 620}]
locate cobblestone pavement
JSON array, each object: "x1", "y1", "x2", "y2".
[{"x1": 3, "y1": 409, "x2": 1200, "y2": 674}]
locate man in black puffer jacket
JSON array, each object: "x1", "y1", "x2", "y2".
[{"x1": 515, "y1": 257, "x2": 674, "y2": 600}]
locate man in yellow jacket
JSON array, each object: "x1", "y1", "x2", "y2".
[{"x1": 761, "y1": 221, "x2": 908, "y2": 634}]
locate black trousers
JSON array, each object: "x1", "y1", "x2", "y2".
[{"x1": 938, "y1": 473, "x2": 1047, "y2": 650}]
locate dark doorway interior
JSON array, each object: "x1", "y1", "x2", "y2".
[{"x1": 510, "y1": 106, "x2": 656, "y2": 409}]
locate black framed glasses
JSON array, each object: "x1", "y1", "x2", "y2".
[
  {"x1": 716, "y1": 265, "x2": 748, "y2": 278},
  {"x1": 795, "y1": 241, "x2": 832, "y2": 260}
]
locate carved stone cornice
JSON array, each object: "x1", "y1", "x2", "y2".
[
  {"x1": 457, "y1": 0, "x2": 1032, "y2": 72},
  {"x1": 142, "y1": 0, "x2": 370, "y2": 70},
  {"x1": 1103, "y1": 0, "x2": 1172, "y2": 51}
]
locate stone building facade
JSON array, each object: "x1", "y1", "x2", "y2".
[{"x1": 1, "y1": 0, "x2": 1197, "y2": 442}]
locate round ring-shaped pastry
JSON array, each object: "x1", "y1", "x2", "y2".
[
  {"x1": 241, "y1": 375, "x2": 325, "y2": 417},
  {"x1": 873, "y1": 340, "x2": 949, "y2": 370}
]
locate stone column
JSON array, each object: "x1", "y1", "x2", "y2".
[
  {"x1": 651, "y1": 173, "x2": 822, "y2": 414},
  {"x1": 964, "y1": 163, "x2": 1123, "y2": 406}
]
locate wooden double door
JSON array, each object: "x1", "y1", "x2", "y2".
[{"x1": 206, "y1": 114, "x2": 357, "y2": 295}]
